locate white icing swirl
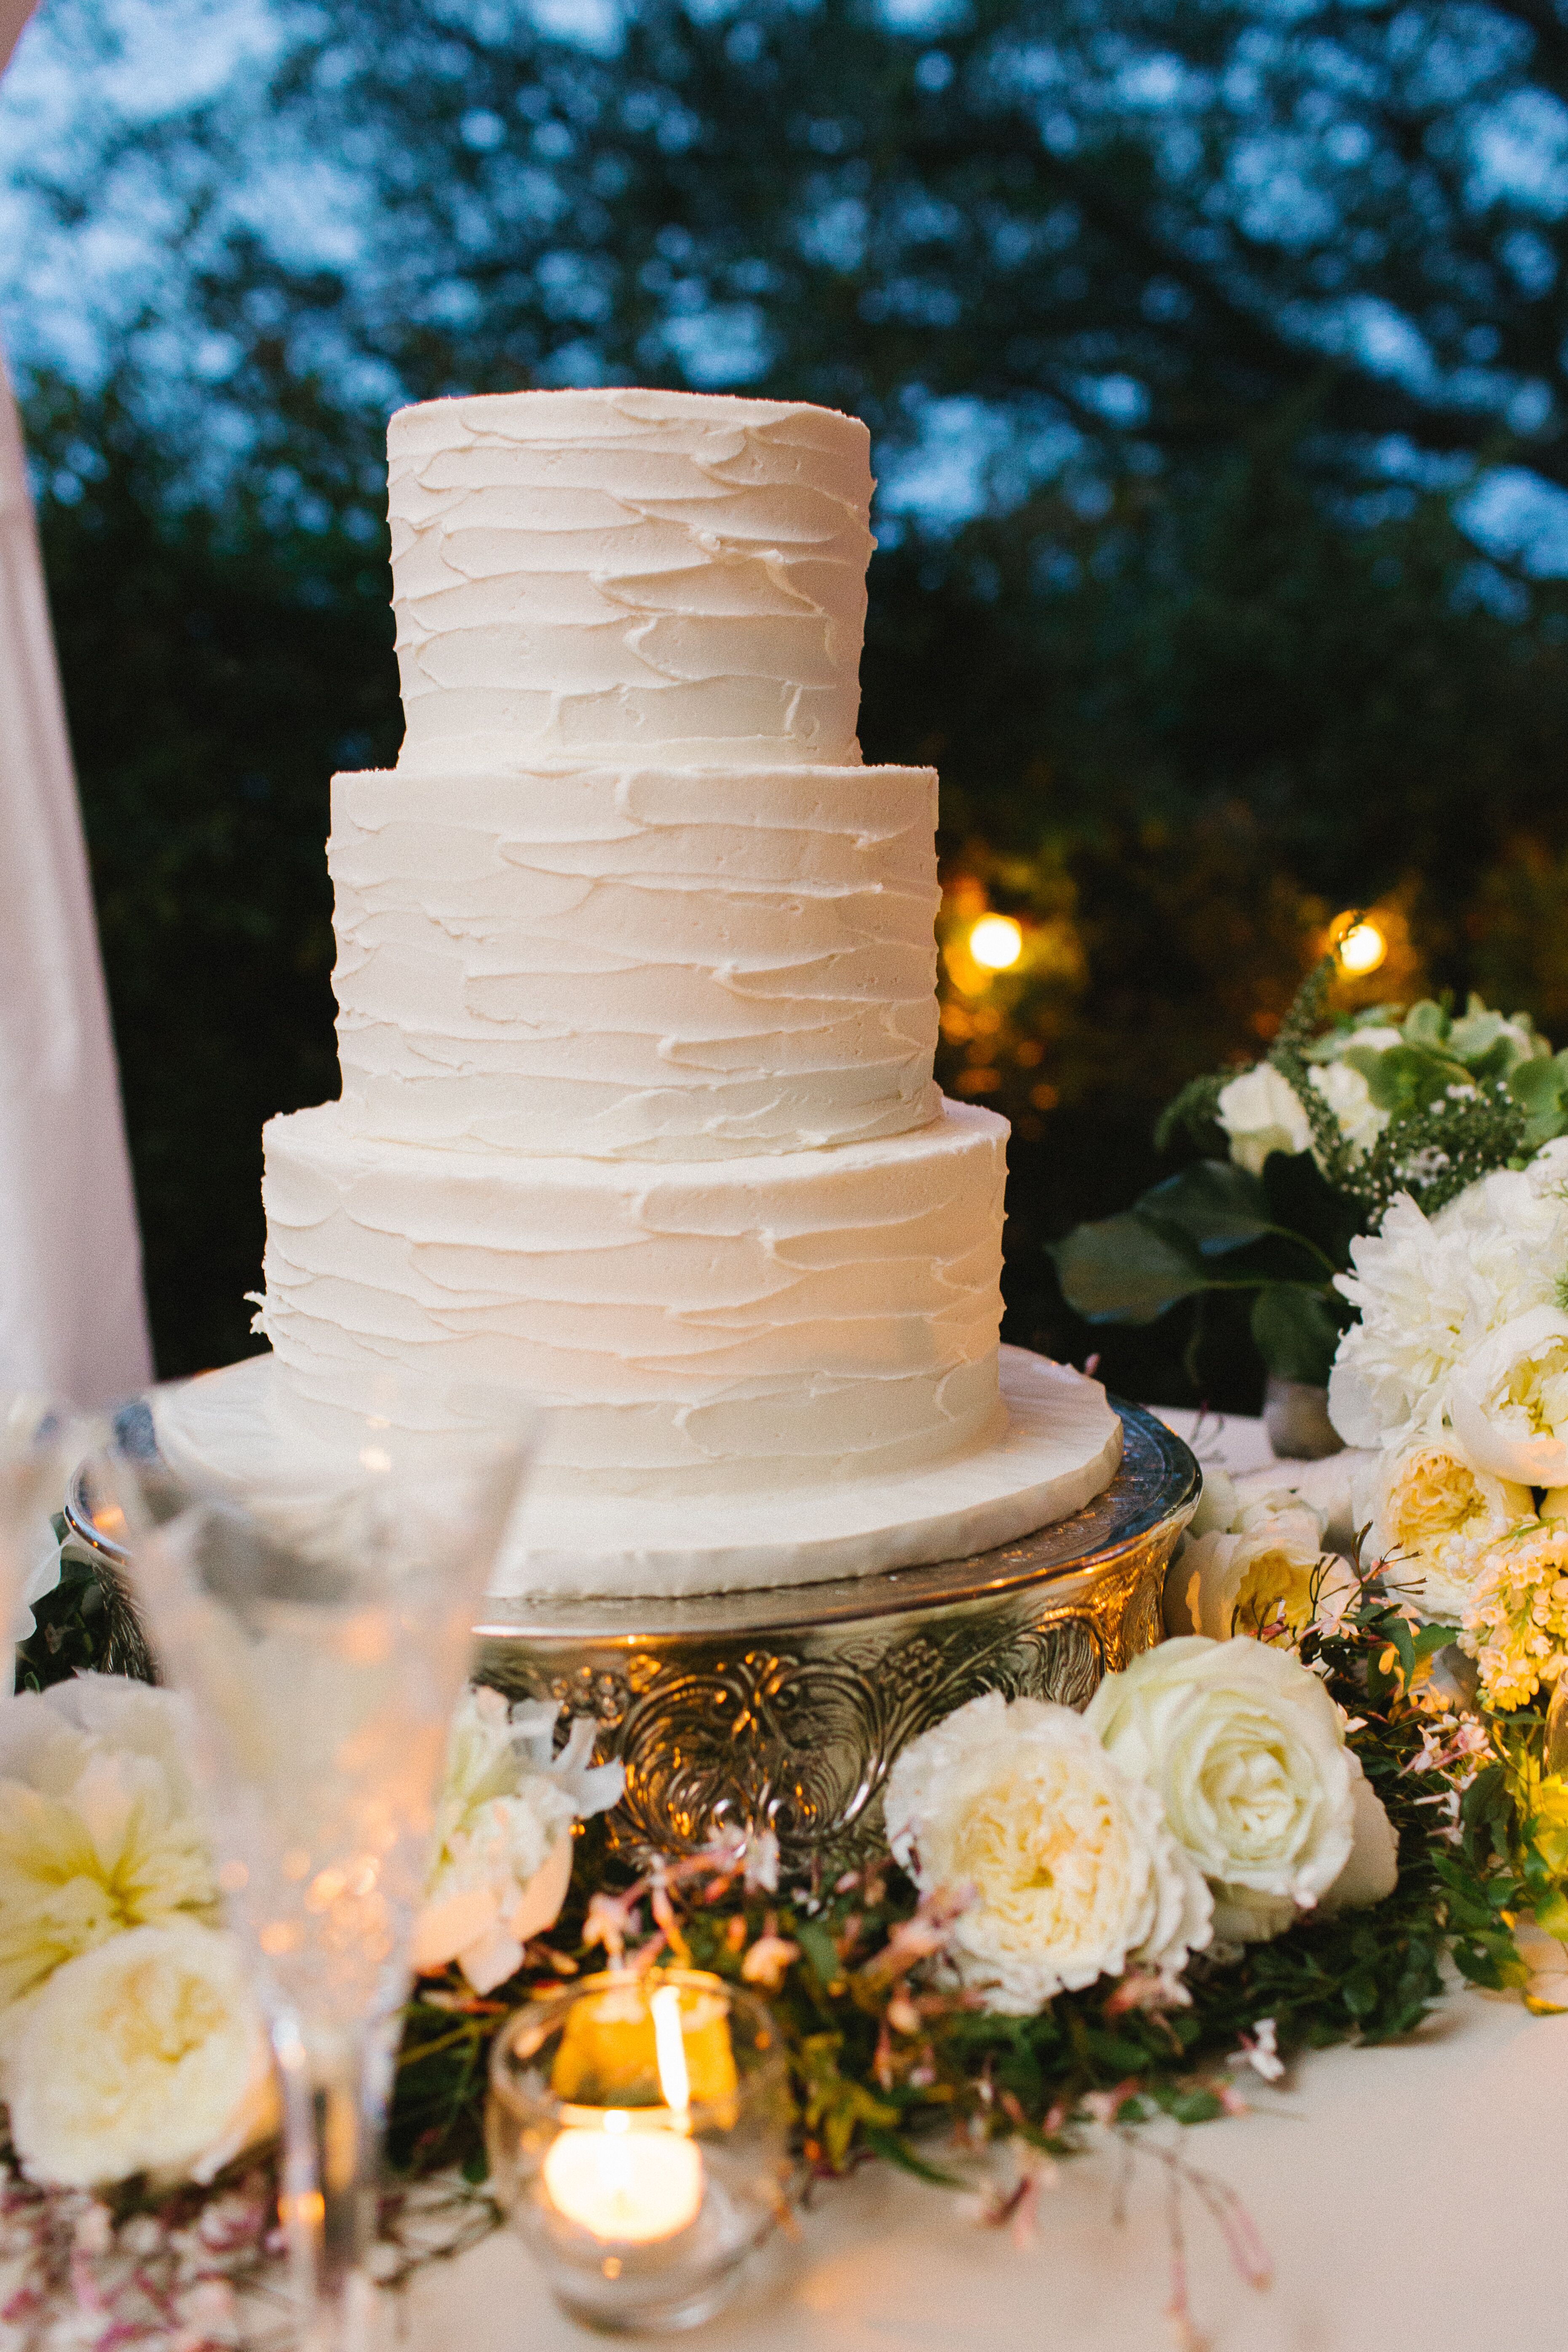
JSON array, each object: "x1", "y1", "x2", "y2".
[
  {"x1": 258, "y1": 1099, "x2": 1007, "y2": 1497},
  {"x1": 329, "y1": 761, "x2": 941, "y2": 1159},
  {"x1": 389, "y1": 389, "x2": 874, "y2": 771}
]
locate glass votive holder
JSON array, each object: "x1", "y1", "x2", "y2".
[{"x1": 487, "y1": 1967, "x2": 793, "y2": 2334}]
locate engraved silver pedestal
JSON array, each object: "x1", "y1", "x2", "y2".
[
  {"x1": 473, "y1": 1402, "x2": 1198, "y2": 1865},
  {"x1": 65, "y1": 1401, "x2": 1197, "y2": 1870}
]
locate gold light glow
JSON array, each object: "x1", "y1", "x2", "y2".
[
  {"x1": 1335, "y1": 918, "x2": 1388, "y2": 978},
  {"x1": 968, "y1": 915, "x2": 1023, "y2": 971}
]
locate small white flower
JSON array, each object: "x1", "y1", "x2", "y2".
[
  {"x1": 0, "y1": 1676, "x2": 219, "y2": 2013},
  {"x1": 1216, "y1": 1065, "x2": 1312, "y2": 1174},
  {"x1": 412, "y1": 1687, "x2": 623, "y2": 1994},
  {"x1": 5, "y1": 1922, "x2": 275, "y2": 2190},
  {"x1": 883, "y1": 1692, "x2": 1211, "y2": 2014},
  {"x1": 1086, "y1": 1637, "x2": 1395, "y2": 1943}
]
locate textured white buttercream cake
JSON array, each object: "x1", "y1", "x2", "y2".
[{"x1": 245, "y1": 388, "x2": 1121, "y2": 1595}]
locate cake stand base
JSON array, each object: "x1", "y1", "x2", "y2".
[{"x1": 474, "y1": 1402, "x2": 1197, "y2": 1864}]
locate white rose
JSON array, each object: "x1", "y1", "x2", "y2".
[
  {"x1": 1307, "y1": 1060, "x2": 1389, "y2": 1159},
  {"x1": 883, "y1": 1692, "x2": 1211, "y2": 2014},
  {"x1": 1164, "y1": 1493, "x2": 1351, "y2": 1643},
  {"x1": 1363, "y1": 1440, "x2": 1533, "y2": 1623},
  {"x1": 5, "y1": 1922, "x2": 276, "y2": 2190},
  {"x1": 1086, "y1": 1637, "x2": 1394, "y2": 1942},
  {"x1": 0, "y1": 1675, "x2": 219, "y2": 2012},
  {"x1": 1216, "y1": 1064, "x2": 1312, "y2": 1174},
  {"x1": 1449, "y1": 1306, "x2": 1568, "y2": 1487},
  {"x1": 412, "y1": 1688, "x2": 623, "y2": 1994}
]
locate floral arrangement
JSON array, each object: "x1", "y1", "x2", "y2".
[
  {"x1": 16, "y1": 942, "x2": 1568, "y2": 2341},
  {"x1": 1053, "y1": 952, "x2": 1568, "y2": 1389},
  {"x1": 0, "y1": 1543, "x2": 1535, "y2": 2352}
]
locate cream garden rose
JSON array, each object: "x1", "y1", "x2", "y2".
[
  {"x1": 1086, "y1": 1637, "x2": 1395, "y2": 1943},
  {"x1": 882, "y1": 1693, "x2": 1211, "y2": 2014},
  {"x1": 412, "y1": 1687, "x2": 623, "y2": 1993},
  {"x1": 5, "y1": 1922, "x2": 275, "y2": 2191},
  {"x1": 0, "y1": 1675, "x2": 219, "y2": 2012},
  {"x1": 1164, "y1": 1490, "x2": 1351, "y2": 1643},
  {"x1": 1362, "y1": 1440, "x2": 1533, "y2": 1623}
]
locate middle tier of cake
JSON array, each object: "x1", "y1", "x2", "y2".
[
  {"x1": 329, "y1": 759, "x2": 942, "y2": 1160},
  {"x1": 259, "y1": 1096, "x2": 1008, "y2": 1497}
]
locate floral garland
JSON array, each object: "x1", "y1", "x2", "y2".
[{"x1": 0, "y1": 1555, "x2": 1540, "y2": 2350}]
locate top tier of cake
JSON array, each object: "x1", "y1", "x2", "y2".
[{"x1": 390, "y1": 388, "x2": 875, "y2": 773}]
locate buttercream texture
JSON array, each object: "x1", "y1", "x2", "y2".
[
  {"x1": 256, "y1": 386, "x2": 1033, "y2": 1573},
  {"x1": 330, "y1": 761, "x2": 942, "y2": 1159},
  {"x1": 260, "y1": 1099, "x2": 1006, "y2": 1496},
  {"x1": 389, "y1": 389, "x2": 874, "y2": 772}
]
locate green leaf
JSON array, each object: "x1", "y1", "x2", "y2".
[
  {"x1": 1137, "y1": 1160, "x2": 1274, "y2": 1257},
  {"x1": 1051, "y1": 1212, "x2": 1208, "y2": 1324},
  {"x1": 1510, "y1": 1051, "x2": 1568, "y2": 1149},
  {"x1": 1249, "y1": 1284, "x2": 1342, "y2": 1383},
  {"x1": 1402, "y1": 1000, "x2": 1451, "y2": 1047}
]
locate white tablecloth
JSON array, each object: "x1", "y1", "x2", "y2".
[
  {"x1": 399, "y1": 1988, "x2": 1568, "y2": 2352},
  {"x1": 392, "y1": 1410, "x2": 1567, "y2": 2350}
]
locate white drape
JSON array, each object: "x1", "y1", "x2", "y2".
[{"x1": 0, "y1": 3, "x2": 154, "y2": 1401}]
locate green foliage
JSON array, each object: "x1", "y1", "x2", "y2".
[
  {"x1": 1049, "y1": 1152, "x2": 1346, "y2": 1380},
  {"x1": 12, "y1": 1525, "x2": 158, "y2": 1695},
  {"x1": 15, "y1": 0, "x2": 1568, "y2": 1386}
]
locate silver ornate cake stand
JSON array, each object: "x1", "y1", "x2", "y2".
[
  {"x1": 472, "y1": 1401, "x2": 1197, "y2": 1865},
  {"x1": 64, "y1": 1401, "x2": 1196, "y2": 1869}
]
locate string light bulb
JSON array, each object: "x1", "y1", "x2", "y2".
[
  {"x1": 968, "y1": 915, "x2": 1023, "y2": 971},
  {"x1": 1335, "y1": 918, "x2": 1387, "y2": 978}
]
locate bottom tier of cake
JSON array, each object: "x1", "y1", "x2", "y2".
[
  {"x1": 153, "y1": 1345, "x2": 1123, "y2": 1599},
  {"x1": 257, "y1": 1095, "x2": 1009, "y2": 1498}
]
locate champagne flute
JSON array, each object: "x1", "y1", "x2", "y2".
[{"x1": 92, "y1": 1370, "x2": 535, "y2": 2352}]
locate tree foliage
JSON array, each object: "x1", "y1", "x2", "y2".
[{"x1": 13, "y1": 0, "x2": 1568, "y2": 1385}]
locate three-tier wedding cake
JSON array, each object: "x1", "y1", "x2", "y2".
[{"x1": 237, "y1": 388, "x2": 1120, "y2": 1595}]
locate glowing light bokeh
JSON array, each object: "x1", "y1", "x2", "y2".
[
  {"x1": 968, "y1": 915, "x2": 1023, "y2": 971},
  {"x1": 1335, "y1": 919, "x2": 1387, "y2": 977}
]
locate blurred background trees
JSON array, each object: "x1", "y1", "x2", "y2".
[{"x1": 8, "y1": 0, "x2": 1568, "y2": 1398}]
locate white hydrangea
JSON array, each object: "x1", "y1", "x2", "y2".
[
  {"x1": 412, "y1": 1687, "x2": 623, "y2": 1993},
  {"x1": 1329, "y1": 1150, "x2": 1568, "y2": 1452}
]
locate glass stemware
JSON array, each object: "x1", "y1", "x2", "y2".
[{"x1": 91, "y1": 1371, "x2": 535, "y2": 2352}]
